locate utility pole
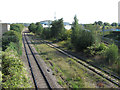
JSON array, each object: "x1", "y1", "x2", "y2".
[{"x1": 54, "y1": 12, "x2": 56, "y2": 20}]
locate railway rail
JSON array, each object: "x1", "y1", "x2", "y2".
[
  {"x1": 32, "y1": 38, "x2": 120, "y2": 88},
  {"x1": 22, "y1": 33, "x2": 52, "y2": 89}
]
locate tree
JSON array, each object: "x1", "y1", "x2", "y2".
[
  {"x1": 10, "y1": 24, "x2": 24, "y2": 33},
  {"x1": 94, "y1": 21, "x2": 98, "y2": 25},
  {"x1": 28, "y1": 23, "x2": 36, "y2": 33},
  {"x1": 111, "y1": 22, "x2": 118, "y2": 27},
  {"x1": 35, "y1": 22, "x2": 43, "y2": 35},
  {"x1": 50, "y1": 18, "x2": 66, "y2": 40},
  {"x1": 104, "y1": 22, "x2": 110, "y2": 26},
  {"x1": 71, "y1": 15, "x2": 79, "y2": 44},
  {"x1": 71, "y1": 15, "x2": 96, "y2": 51},
  {"x1": 97, "y1": 21, "x2": 103, "y2": 26}
]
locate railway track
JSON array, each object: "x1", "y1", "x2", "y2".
[
  {"x1": 22, "y1": 33, "x2": 52, "y2": 89},
  {"x1": 34, "y1": 38, "x2": 120, "y2": 88}
]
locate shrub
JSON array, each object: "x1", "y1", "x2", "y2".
[
  {"x1": 71, "y1": 16, "x2": 96, "y2": 51},
  {"x1": 10, "y1": 24, "x2": 24, "y2": 33},
  {"x1": 87, "y1": 43, "x2": 107, "y2": 56},
  {"x1": 2, "y1": 47, "x2": 31, "y2": 88},
  {"x1": 35, "y1": 22, "x2": 43, "y2": 35},
  {"x1": 41, "y1": 28, "x2": 51, "y2": 39},
  {"x1": 73, "y1": 30, "x2": 95, "y2": 51},
  {"x1": 2, "y1": 31, "x2": 21, "y2": 51},
  {"x1": 28, "y1": 23, "x2": 37, "y2": 33},
  {"x1": 105, "y1": 44, "x2": 118, "y2": 64}
]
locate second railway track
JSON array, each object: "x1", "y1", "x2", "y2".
[{"x1": 29, "y1": 35, "x2": 120, "y2": 88}]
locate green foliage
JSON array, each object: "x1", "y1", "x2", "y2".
[
  {"x1": 75, "y1": 30, "x2": 95, "y2": 51},
  {"x1": 94, "y1": 21, "x2": 103, "y2": 26},
  {"x1": 71, "y1": 15, "x2": 79, "y2": 44},
  {"x1": 71, "y1": 16, "x2": 96, "y2": 51},
  {"x1": 97, "y1": 21, "x2": 103, "y2": 26},
  {"x1": 84, "y1": 24, "x2": 100, "y2": 31},
  {"x1": 35, "y1": 22, "x2": 43, "y2": 35},
  {"x1": 2, "y1": 30, "x2": 21, "y2": 51},
  {"x1": 28, "y1": 22, "x2": 43, "y2": 35},
  {"x1": 2, "y1": 48, "x2": 31, "y2": 88},
  {"x1": 41, "y1": 28, "x2": 51, "y2": 39},
  {"x1": 87, "y1": 43, "x2": 107, "y2": 56},
  {"x1": 104, "y1": 22, "x2": 110, "y2": 26},
  {"x1": 50, "y1": 18, "x2": 66, "y2": 40},
  {"x1": 28, "y1": 23, "x2": 37, "y2": 33},
  {"x1": 111, "y1": 22, "x2": 118, "y2": 27},
  {"x1": 10, "y1": 24, "x2": 24, "y2": 33},
  {"x1": 105, "y1": 44, "x2": 118, "y2": 64}
]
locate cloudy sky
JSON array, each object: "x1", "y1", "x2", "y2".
[{"x1": 0, "y1": 0, "x2": 119, "y2": 24}]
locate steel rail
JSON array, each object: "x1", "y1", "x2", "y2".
[
  {"x1": 22, "y1": 33, "x2": 38, "y2": 89},
  {"x1": 24, "y1": 33, "x2": 52, "y2": 90},
  {"x1": 40, "y1": 39, "x2": 120, "y2": 87}
]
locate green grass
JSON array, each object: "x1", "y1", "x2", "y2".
[
  {"x1": 30, "y1": 38, "x2": 106, "y2": 88},
  {"x1": 29, "y1": 34, "x2": 119, "y2": 88},
  {"x1": 34, "y1": 44, "x2": 87, "y2": 88}
]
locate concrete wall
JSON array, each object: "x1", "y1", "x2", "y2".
[
  {"x1": 118, "y1": 1, "x2": 120, "y2": 24},
  {"x1": 0, "y1": 23, "x2": 2, "y2": 37},
  {"x1": 2, "y1": 23, "x2": 10, "y2": 34}
]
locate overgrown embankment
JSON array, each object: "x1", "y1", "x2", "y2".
[{"x1": 2, "y1": 24, "x2": 31, "y2": 88}]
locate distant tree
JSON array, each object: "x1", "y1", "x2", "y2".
[
  {"x1": 10, "y1": 24, "x2": 24, "y2": 33},
  {"x1": 97, "y1": 21, "x2": 103, "y2": 26},
  {"x1": 35, "y1": 22, "x2": 43, "y2": 35},
  {"x1": 111, "y1": 22, "x2": 118, "y2": 27},
  {"x1": 104, "y1": 22, "x2": 110, "y2": 26},
  {"x1": 50, "y1": 18, "x2": 66, "y2": 40},
  {"x1": 71, "y1": 15, "x2": 79, "y2": 44},
  {"x1": 94, "y1": 21, "x2": 98, "y2": 25},
  {"x1": 28, "y1": 23, "x2": 36, "y2": 33},
  {"x1": 71, "y1": 15, "x2": 96, "y2": 51}
]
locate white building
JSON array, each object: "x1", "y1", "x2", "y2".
[{"x1": 40, "y1": 20, "x2": 71, "y2": 30}]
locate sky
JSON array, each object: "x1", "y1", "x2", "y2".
[{"x1": 0, "y1": 0, "x2": 120, "y2": 24}]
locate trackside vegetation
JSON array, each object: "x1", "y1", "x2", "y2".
[
  {"x1": 28, "y1": 15, "x2": 120, "y2": 76},
  {"x1": 2, "y1": 24, "x2": 31, "y2": 88}
]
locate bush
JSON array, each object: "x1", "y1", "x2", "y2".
[
  {"x1": 71, "y1": 16, "x2": 96, "y2": 51},
  {"x1": 41, "y1": 28, "x2": 51, "y2": 39},
  {"x1": 105, "y1": 44, "x2": 118, "y2": 64},
  {"x1": 87, "y1": 43, "x2": 107, "y2": 56},
  {"x1": 2, "y1": 47, "x2": 31, "y2": 88},
  {"x1": 74, "y1": 30, "x2": 95, "y2": 51},
  {"x1": 10, "y1": 24, "x2": 24, "y2": 33},
  {"x1": 2, "y1": 31, "x2": 21, "y2": 51},
  {"x1": 35, "y1": 22, "x2": 43, "y2": 35}
]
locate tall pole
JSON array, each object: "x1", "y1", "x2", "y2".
[{"x1": 54, "y1": 12, "x2": 56, "y2": 20}]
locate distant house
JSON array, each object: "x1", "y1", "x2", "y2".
[
  {"x1": 64, "y1": 22, "x2": 71, "y2": 30},
  {"x1": 40, "y1": 20, "x2": 71, "y2": 30},
  {"x1": 40, "y1": 20, "x2": 52, "y2": 28},
  {"x1": 0, "y1": 23, "x2": 10, "y2": 34}
]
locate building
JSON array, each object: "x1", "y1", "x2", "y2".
[
  {"x1": 0, "y1": 23, "x2": 10, "y2": 34},
  {"x1": 118, "y1": 1, "x2": 120, "y2": 24},
  {"x1": 40, "y1": 20, "x2": 71, "y2": 30},
  {"x1": 40, "y1": 20, "x2": 52, "y2": 28}
]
